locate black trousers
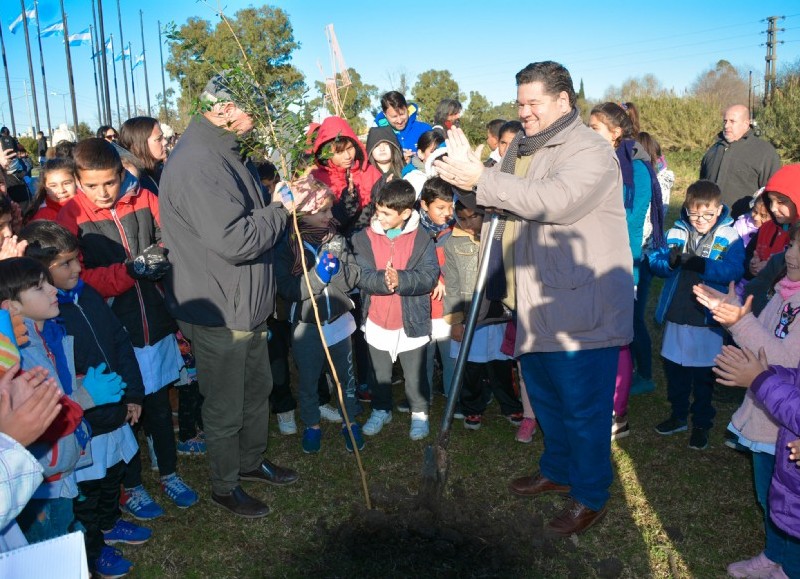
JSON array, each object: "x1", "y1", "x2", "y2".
[
  {"x1": 74, "y1": 460, "x2": 126, "y2": 567},
  {"x1": 460, "y1": 359, "x2": 522, "y2": 416},
  {"x1": 123, "y1": 386, "x2": 177, "y2": 486}
]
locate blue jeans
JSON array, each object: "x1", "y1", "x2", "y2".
[
  {"x1": 427, "y1": 336, "x2": 455, "y2": 400},
  {"x1": 630, "y1": 256, "x2": 653, "y2": 380},
  {"x1": 16, "y1": 497, "x2": 75, "y2": 544},
  {"x1": 753, "y1": 452, "x2": 800, "y2": 573},
  {"x1": 519, "y1": 347, "x2": 618, "y2": 511}
]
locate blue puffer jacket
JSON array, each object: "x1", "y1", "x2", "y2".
[
  {"x1": 374, "y1": 103, "x2": 432, "y2": 153},
  {"x1": 649, "y1": 205, "x2": 744, "y2": 325}
]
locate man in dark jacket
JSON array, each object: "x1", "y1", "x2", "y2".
[
  {"x1": 159, "y1": 73, "x2": 298, "y2": 518},
  {"x1": 700, "y1": 104, "x2": 781, "y2": 218}
]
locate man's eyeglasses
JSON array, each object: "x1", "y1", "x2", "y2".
[
  {"x1": 104, "y1": 132, "x2": 118, "y2": 141},
  {"x1": 686, "y1": 212, "x2": 717, "y2": 222}
]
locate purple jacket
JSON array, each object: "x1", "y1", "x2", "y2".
[{"x1": 751, "y1": 365, "x2": 800, "y2": 538}]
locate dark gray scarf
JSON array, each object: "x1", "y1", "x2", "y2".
[
  {"x1": 484, "y1": 107, "x2": 578, "y2": 301},
  {"x1": 500, "y1": 107, "x2": 579, "y2": 175}
]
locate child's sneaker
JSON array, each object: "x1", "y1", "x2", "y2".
[
  {"x1": 504, "y1": 412, "x2": 524, "y2": 426},
  {"x1": 103, "y1": 519, "x2": 152, "y2": 545},
  {"x1": 611, "y1": 414, "x2": 630, "y2": 441},
  {"x1": 121, "y1": 485, "x2": 165, "y2": 520},
  {"x1": 727, "y1": 552, "x2": 782, "y2": 578},
  {"x1": 356, "y1": 383, "x2": 373, "y2": 403},
  {"x1": 146, "y1": 435, "x2": 158, "y2": 471},
  {"x1": 362, "y1": 409, "x2": 392, "y2": 436},
  {"x1": 177, "y1": 434, "x2": 206, "y2": 455},
  {"x1": 688, "y1": 427, "x2": 709, "y2": 450},
  {"x1": 410, "y1": 417, "x2": 429, "y2": 440},
  {"x1": 96, "y1": 546, "x2": 133, "y2": 579},
  {"x1": 319, "y1": 404, "x2": 342, "y2": 423},
  {"x1": 654, "y1": 417, "x2": 688, "y2": 435},
  {"x1": 302, "y1": 427, "x2": 322, "y2": 454},
  {"x1": 464, "y1": 415, "x2": 482, "y2": 430},
  {"x1": 396, "y1": 399, "x2": 411, "y2": 413},
  {"x1": 516, "y1": 417, "x2": 537, "y2": 443},
  {"x1": 630, "y1": 374, "x2": 655, "y2": 395},
  {"x1": 160, "y1": 473, "x2": 199, "y2": 509},
  {"x1": 342, "y1": 423, "x2": 365, "y2": 452},
  {"x1": 277, "y1": 410, "x2": 298, "y2": 435}
]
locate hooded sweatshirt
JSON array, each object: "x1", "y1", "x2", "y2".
[
  {"x1": 310, "y1": 116, "x2": 381, "y2": 210},
  {"x1": 374, "y1": 102, "x2": 433, "y2": 154},
  {"x1": 755, "y1": 164, "x2": 800, "y2": 261},
  {"x1": 366, "y1": 125, "x2": 402, "y2": 166}
]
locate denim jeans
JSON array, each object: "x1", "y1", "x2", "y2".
[
  {"x1": 16, "y1": 497, "x2": 75, "y2": 544},
  {"x1": 752, "y1": 451, "x2": 800, "y2": 573},
  {"x1": 292, "y1": 322, "x2": 359, "y2": 427},
  {"x1": 519, "y1": 347, "x2": 618, "y2": 511}
]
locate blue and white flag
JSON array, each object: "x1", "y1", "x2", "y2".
[
  {"x1": 106, "y1": 37, "x2": 113, "y2": 52},
  {"x1": 68, "y1": 28, "x2": 91, "y2": 46},
  {"x1": 40, "y1": 21, "x2": 64, "y2": 38},
  {"x1": 132, "y1": 51, "x2": 145, "y2": 70},
  {"x1": 115, "y1": 46, "x2": 130, "y2": 62},
  {"x1": 9, "y1": 5, "x2": 36, "y2": 34}
]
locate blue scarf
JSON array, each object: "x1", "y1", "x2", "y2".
[
  {"x1": 616, "y1": 140, "x2": 666, "y2": 249},
  {"x1": 40, "y1": 319, "x2": 72, "y2": 395},
  {"x1": 418, "y1": 208, "x2": 454, "y2": 236},
  {"x1": 56, "y1": 278, "x2": 85, "y2": 305}
]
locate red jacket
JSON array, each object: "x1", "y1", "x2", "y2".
[
  {"x1": 56, "y1": 176, "x2": 176, "y2": 347},
  {"x1": 310, "y1": 116, "x2": 381, "y2": 210},
  {"x1": 31, "y1": 196, "x2": 68, "y2": 222}
]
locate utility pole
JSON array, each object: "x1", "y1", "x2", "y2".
[{"x1": 763, "y1": 15, "x2": 785, "y2": 106}]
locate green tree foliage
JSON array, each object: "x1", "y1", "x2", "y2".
[
  {"x1": 603, "y1": 74, "x2": 667, "y2": 101},
  {"x1": 165, "y1": 6, "x2": 305, "y2": 115},
  {"x1": 635, "y1": 95, "x2": 720, "y2": 152},
  {"x1": 411, "y1": 70, "x2": 465, "y2": 124},
  {"x1": 690, "y1": 60, "x2": 748, "y2": 112},
  {"x1": 154, "y1": 88, "x2": 181, "y2": 129},
  {"x1": 460, "y1": 91, "x2": 492, "y2": 146},
  {"x1": 311, "y1": 68, "x2": 377, "y2": 135},
  {"x1": 758, "y1": 75, "x2": 800, "y2": 162},
  {"x1": 76, "y1": 122, "x2": 93, "y2": 141}
]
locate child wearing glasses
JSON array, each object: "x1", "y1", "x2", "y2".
[{"x1": 649, "y1": 179, "x2": 744, "y2": 450}]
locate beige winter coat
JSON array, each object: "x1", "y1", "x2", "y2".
[{"x1": 476, "y1": 114, "x2": 634, "y2": 354}]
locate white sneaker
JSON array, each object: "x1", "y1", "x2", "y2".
[
  {"x1": 319, "y1": 404, "x2": 343, "y2": 423},
  {"x1": 277, "y1": 411, "x2": 297, "y2": 435},
  {"x1": 362, "y1": 410, "x2": 392, "y2": 436}
]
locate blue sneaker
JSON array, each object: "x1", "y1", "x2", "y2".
[
  {"x1": 121, "y1": 485, "x2": 165, "y2": 520},
  {"x1": 177, "y1": 435, "x2": 207, "y2": 455},
  {"x1": 342, "y1": 423, "x2": 365, "y2": 452},
  {"x1": 95, "y1": 546, "x2": 133, "y2": 579},
  {"x1": 362, "y1": 409, "x2": 392, "y2": 436},
  {"x1": 410, "y1": 417, "x2": 430, "y2": 441},
  {"x1": 302, "y1": 427, "x2": 322, "y2": 454},
  {"x1": 160, "y1": 473, "x2": 199, "y2": 509},
  {"x1": 630, "y1": 374, "x2": 655, "y2": 395},
  {"x1": 103, "y1": 519, "x2": 152, "y2": 545}
]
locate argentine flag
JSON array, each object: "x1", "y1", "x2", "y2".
[
  {"x1": 9, "y1": 5, "x2": 36, "y2": 34},
  {"x1": 68, "y1": 29, "x2": 92, "y2": 47}
]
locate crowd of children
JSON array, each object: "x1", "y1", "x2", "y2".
[{"x1": 1, "y1": 93, "x2": 800, "y2": 578}]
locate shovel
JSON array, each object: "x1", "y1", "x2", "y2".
[{"x1": 420, "y1": 213, "x2": 501, "y2": 501}]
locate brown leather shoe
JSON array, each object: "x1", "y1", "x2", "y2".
[
  {"x1": 545, "y1": 499, "x2": 607, "y2": 536},
  {"x1": 509, "y1": 473, "x2": 570, "y2": 497},
  {"x1": 211, "y1": 485, "x2": 270, "y2": 518},
  {"x1": 240, "y1": 459, "x2": 299, "y2": 486}
]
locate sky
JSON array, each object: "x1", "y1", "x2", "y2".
[{"x1": 1, "y1": 0, "x2": 799, "y2": 136}]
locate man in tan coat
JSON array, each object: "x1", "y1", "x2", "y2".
[{"x1": 435, "y1": 61, "x2": 633, "y2": 537}]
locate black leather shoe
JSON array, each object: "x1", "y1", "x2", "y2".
[
  {"x1": 240, "y1": 459, "x2": 299, "y2": 486},
  {"x1": 211, "y1": 485, "x2": 270, "y2": 518}
]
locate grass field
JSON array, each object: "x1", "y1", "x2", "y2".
[{"x1": 124, "y1": 150, "x2": 765, "y2": 578}]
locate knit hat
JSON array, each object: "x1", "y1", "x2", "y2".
[
  {"x1": 366, "y1": 126, "x2": 400, "y2": 158},
  {"x1": 291, "y1": 175, "x2": 333, "y2": 214},
  {"x1": 765, "y1": 164, "x2": 800, "y2": 201}
]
